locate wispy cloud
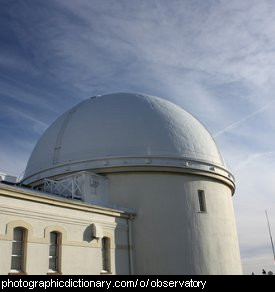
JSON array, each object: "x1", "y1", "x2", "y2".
[
  {"x1": 235, "y1": 151, "x2": 275, "y2": 171},
  {"x1": 214, "y1": 99, "x2": 275, "y2": 137},
  {"x1": 7, "y1": 106, "x2": 48, "y2": 135},
  {"x1": 1, "y1": 0, "x2": 275, "y2": 274},
  {"x1": 0, "y1": 145, "x2": 30, "y2": 178}
]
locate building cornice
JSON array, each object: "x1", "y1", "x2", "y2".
[
  {"x1": 22, "y1": 157, "x2": 234, "y2": 183},
  {"x1": 21, "y1": 156, "x2": 235, "y2": 194},
  {"x1": 0, "y1": 183, "x2": 132, "y2": 219}
]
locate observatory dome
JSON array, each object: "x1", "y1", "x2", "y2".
[{"x1": 23, "y1": 93, "x2": 232, "y2": 184}]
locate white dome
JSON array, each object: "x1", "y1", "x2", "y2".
[{"x1": 23, "y1": 93, "x2": 233, "y2": 184}]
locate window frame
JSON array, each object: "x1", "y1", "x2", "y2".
[
  {"x1": 48, "y1": 231, "x2": 62, "y2": 274},
  {"x1": 198, "y1": 190, "x2": 207, "y2": 213},
  {"x1": 101, "y1": 237, "x2": 111, "y2": 274},
  {"x1": 10, "y1": 227, "x2": 27, "y2": 274}
]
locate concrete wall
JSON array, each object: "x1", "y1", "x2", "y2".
[
  {"x1": 107, "y1": 171, "x2": 242, "y2": 275},
  {"x1": 0, "y1": 168, "x2": 242, "y2": 275},
  {"x1": 0, "y1": 188, "x2": 130, "y2": 275}
]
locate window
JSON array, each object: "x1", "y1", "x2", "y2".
[
  {"x1": 11, "y1": 227, "x2": 26, "y2": 273},
  {"x1": 198, "y1": 190, "x2": 207, "y2": 212},
  {"x1": 101, "y1": 237, "x2": 110, "y2": 273},
  {"x1": 49, "y1": 232, "x2": 61, "y2": 273}
]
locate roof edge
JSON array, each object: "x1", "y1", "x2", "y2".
[
  {"x1": 0, "y1": 183, "x2": 134, "y2": 219},
  {"x1": 21, "y1": 156, "x2": 235, "y2": 191}
]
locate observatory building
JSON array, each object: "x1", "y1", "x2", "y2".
[{"x1": 0, "y1": 93, "x2": 242, "y2": 274}]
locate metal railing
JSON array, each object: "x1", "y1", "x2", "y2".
[{"x1": 43, "y1": 176, "x2": 83, "y2": 200}]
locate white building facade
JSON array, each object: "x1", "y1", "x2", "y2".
[
  {"x1": 0, "y1": 183, "x2": 132, "y2": 275},
  {"x1": 0, "y1": 93, "x2": 242, "y2": 274}
]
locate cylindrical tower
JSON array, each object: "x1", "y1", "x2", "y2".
[{"x1": 22, "y1": 93, "x2": 242, "y2": 274}]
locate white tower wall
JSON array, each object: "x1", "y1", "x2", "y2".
[
  {"x1": 19, "y1": 92, "x2": 242, "y2": 274},
  {"x1": 107, "y1": 170, "x2": 242, "y2": 275}
]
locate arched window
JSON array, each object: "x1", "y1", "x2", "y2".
[
  {"x1": 101, "y1": 237, "x2": 111, "y2": 273},
  {"x1": 49, "y1": 232, "x2": 61, "y2": 273},
  {"x1": 11, "y1": 227, "x2": 27, "y2": 273}
]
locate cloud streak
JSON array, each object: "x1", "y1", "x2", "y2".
[
  {"x1": 1, "y1": 0, "x2": 275, "y2": 274},
  {"x1": 214, "y1": 99, "x2": 275, "y2": 137}
]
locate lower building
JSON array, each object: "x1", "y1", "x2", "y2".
[{"x1": 0, "y1": 182, "x2": 133, "y2": 275}]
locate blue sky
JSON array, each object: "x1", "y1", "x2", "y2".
[{"x1": 1, "y1": 0, "x2": 275, "y2": 274}]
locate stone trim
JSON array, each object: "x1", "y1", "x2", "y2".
[{"x1": 0, "y1": 183, "x2": 132, "y2": 218}]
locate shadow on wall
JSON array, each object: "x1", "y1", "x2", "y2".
[
  {"x1": 115, "y1": 217, "x2": 132, "y2": 275},
  {"x1": 83, "y1": 225, "x2": 93, "y2": 243}
]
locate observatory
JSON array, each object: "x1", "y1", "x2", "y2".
[{"x1": 0, "y1": 93, "x2": 242, "y2": 274}]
